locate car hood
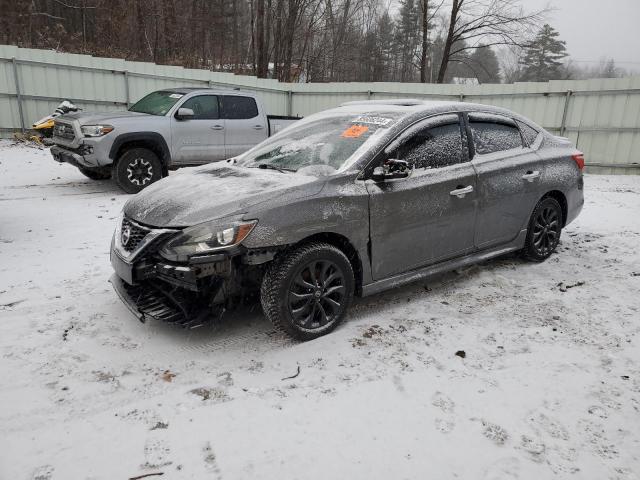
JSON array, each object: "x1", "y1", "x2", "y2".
[
  {"x1": 123, "y1": 163, "x2": 324, "y2": 227},
  {"x1": 60, "y1": 110, "x2": 149, "y2": 124}
]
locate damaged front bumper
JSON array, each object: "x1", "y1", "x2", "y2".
[
  {"x1": 110, "y1": 248, "x2": 231, "y2": 328},
  {"x1": 109, "y1": 274, "x2": 218, "y2": 328}
]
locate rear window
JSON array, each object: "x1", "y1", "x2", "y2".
[
  {"x1": 517, "y1": 120, "x2": 540, "y2": 147},
  {"x1": 469, "y1": 113, "x2": 523, "y2": 155},
  {"x1": 221, "y1": 96, "x2": 259, "y2": 119}
]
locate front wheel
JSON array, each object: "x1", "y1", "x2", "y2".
[
  {"x1": 113, "y1": 148, "x2": 163, "y2": 194},
  {"x1": 522, "y1": 197, "x2": 563, "y2": 262},
  {"x1": 260, "y1": 242, "x2": 355, "y2": 341}
]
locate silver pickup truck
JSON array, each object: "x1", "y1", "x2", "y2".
[{"x1": 50, "y1": 88, "x2": 299, "y2": 192}]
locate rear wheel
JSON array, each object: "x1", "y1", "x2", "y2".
[
  {"x1": 78, "y1": 166, "x2": 111, "y2": 180},
  {"x1": 522, "y1": 197, "x2": 563, "y2": 262},
  {"x1": 113, "y1": 148, "x2": 163, "y2": 193},
  {"x1": 261, "y1": 242, "x2": 355, "y2": 341}
]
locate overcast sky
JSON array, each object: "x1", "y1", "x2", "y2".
[{"x1": 527, "y1": 0, "x2": 640, "y2": 69}]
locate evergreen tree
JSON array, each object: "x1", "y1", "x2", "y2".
[
  {"x1": 520, "y1": 24, "x2": 568, "y2": 82},
  {"x1": 470, "y1": 45, "x2": 501, "y2": 84},
  {"x1": 376, "y1": 12, "x2": 396, "y2": 82},
  {"x1": 394, "y1": 0, "x2": 421, "y2": 82}
]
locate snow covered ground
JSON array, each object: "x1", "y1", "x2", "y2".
[{"x1": 1, "y1": 140, "x2": 639, "y2": 480}]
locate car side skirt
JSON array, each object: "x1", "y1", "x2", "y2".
[{"x1": 361, "y1": 229, "x2": 527, "y2": 297}]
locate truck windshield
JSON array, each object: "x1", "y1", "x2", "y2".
[
  {"x1": 129, "y1": 91, "x2": 185, "y2": 116},
  {"x1": 239, "y1": 113, "x2": 401, "y2": 173}
]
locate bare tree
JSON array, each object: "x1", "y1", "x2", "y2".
[{"x1": 436, "y1": 0, "x2": 547, "y2": 83}]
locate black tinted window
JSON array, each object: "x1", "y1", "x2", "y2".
[
  {"x1": 390, "y1": 117, "x2": 463, "y2": 169},
  {"x1": 221, "y1": 95, "x2": 259, "y2": 119},
  {"x1": 469, "y1": 114, "x2": 523, "y2": 155},
  {"x1": 517, "y1": 120, "x2": 540, "y2": 147},
  {"x1": 180, "y1": 95, "x2": 219, "y2": 119}
]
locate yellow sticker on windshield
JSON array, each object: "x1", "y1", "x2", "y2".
[{"x1": 341, "y1": 125, "x2": 369, "y2": 138}]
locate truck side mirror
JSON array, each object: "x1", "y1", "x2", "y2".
[{"x1": 175, "y1": 108, "x2": 195, "y2": 120}]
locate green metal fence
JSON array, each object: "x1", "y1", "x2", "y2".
[{"x1": 1, "y1": 45, "x2": 639, "y2": 174}]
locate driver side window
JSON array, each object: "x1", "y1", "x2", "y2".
[
  {"x1": 179, "y1": 95, "x2": 219, "y2": 120},
  {"x1": 385, "y1": 114, "x2": 464, "y2": 169}
]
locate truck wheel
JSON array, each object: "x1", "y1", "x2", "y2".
[
  {"x1": 78, "y1": 166, "x2": 111, "y2": 180},
  {"x1": 261, "y1": 242, "x2": 354, "y2": 341},
  {"x1": 114, "y1": 148, "x2": 162, "y2": 194},
  {"x1": 522, "y1": 197, "x2": 563, "y2": 262}
]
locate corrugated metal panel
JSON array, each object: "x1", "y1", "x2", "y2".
[{"x1": 1, "y1": 45, "x2": 639, "y2": 173}]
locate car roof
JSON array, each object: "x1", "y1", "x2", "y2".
[
  {"x1": 339, "y1": 99, "x2": 508, "y2": 115},
  {"x1": 161, "y1": 87, "x2": 257, "y2": 97},
  {"x1": 335, "y1": 99, "x2": 542, "y2": 130}
]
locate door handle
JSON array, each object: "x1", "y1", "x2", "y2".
[
  {"x1": 449, "y1": 185, "x2": 474, "y2": 198},
  {"x1": 522, "y1": 170, "x2": 540, "y2": 182},
  {"x1": 210, "y1": 125, "x2": 224, "y2": 130},
  {"x1": 252, "y1": 125, "x2": 265, "y2": 130}
]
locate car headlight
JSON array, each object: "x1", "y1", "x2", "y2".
[
  {"x1": 81, "y1": 125, "x2": 114, "y2": 137},
  {"x1": 159, "y1": 219, "x2": 257, "y2": 262}
]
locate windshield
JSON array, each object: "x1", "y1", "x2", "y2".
[
  {"x1": 129, "y1": 91, "x2": 185, "y2": 116},
  {"x1": 238, "y1": 113, "x2": 402, "y2": 173}
]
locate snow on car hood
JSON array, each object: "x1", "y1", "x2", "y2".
[
  {"x1": 60, "y1": 110, "x2": 149, "y2": 124},
  {"x1": 123, "y1": 163, "x2": 323, "y2": 227}
]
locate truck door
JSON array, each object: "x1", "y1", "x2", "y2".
[
  {"x1": 170, "y1": 94, "x2": 226, "y2": 164},
  {"x1": 220, "y1": 95, "x2": 268, "y2": 158}
]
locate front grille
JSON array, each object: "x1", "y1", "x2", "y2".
[
  {"x1": 119, "y1": 279, "x2": 214, "y2": 328},
  {"x1": 121, "y1": 217, "x2": 151, "y2": 252},
  {"x1": 53, "y1": 121, "x2": 75, "y2": 140}
]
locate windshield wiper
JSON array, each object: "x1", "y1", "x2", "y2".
[{"x1": 250, "y1": 163, "x2": 295, "y2": 173}]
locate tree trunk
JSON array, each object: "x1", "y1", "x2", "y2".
[
  {"x1": 419, "y1": 0, "x2": 429, "y2": 83},
  {"x1": 437, "y1": 0, "x2": 460, "y2": 83},
  {"x1": 256, "y1": 0, "x2": 267, "y2": 77}
]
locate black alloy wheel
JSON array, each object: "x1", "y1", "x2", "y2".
[
  {"x1": 288, "y1": 259, "x2": 347, "y2": 330},
  {"x1": 522, "y1": 197, "x2": 563, "y2": 262},
  {"x1": 261, "y1": 242, "x2": 355, "y2": 340},
  {"x1": 532, "y1": 204, "x2": 560, "y2": 256}
]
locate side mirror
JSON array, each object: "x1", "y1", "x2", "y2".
[
  {"x1": 371, "y1": 159, "x2": 411, "y2": 182},
  {"x1": 175, "y1": 107, "x2": 195, "y2": 120},
  {"x1": 372, "y1": 166, "x2": 386, "y2": 182}
]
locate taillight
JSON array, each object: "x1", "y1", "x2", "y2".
[{"x1": 572, "y1": 152, "x2": 585, "y2": 171}]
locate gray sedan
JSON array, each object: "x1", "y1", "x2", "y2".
[{"x1": 110, "y1": 99, "x2": 584, "y2": 340}]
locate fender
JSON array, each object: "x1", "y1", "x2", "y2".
[{"x1": 109, "y1": 132, "x2": 172, "y2": 167}]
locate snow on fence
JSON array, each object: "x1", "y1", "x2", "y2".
[{"x1": 1, "y1": 44, "x2": 639, "y2": 174}]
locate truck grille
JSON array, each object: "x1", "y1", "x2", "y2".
[
  {"x1": 53, "y1": 122, "x2": 75, "y2": 140},
  {"x1": 121, "y1": 217, "x2": 151, "y2": 252}
]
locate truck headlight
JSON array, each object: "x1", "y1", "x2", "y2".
[
  {"x1": 81, "y1": 125, "x2": 114, "y2": 137},
  {"x1": 160, "y1": 219, "x2": 257, "y2": 261}
]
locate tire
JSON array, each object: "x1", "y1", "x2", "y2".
[
  {"x1": 78, "y1": 166, "x2": 111, "y2": 180},
  {"x1": 113, "y1": 148, "x2": 163, "y2": 194},
  {"x1": 261, "y1": 242, "x2": 355, "y2": 341},
  {"x1": 522, "y1": 197, "x2": 563, "y2": 262}
]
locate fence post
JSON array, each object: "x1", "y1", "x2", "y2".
[
  {"x1": 560, "y1": 89, "x2": 573, "y2": 136},
  {"x1": 287, "y1": 90, "x2": 293, "y2": 116},
  {"x1": 11, "y1": 57, "x2": 26, "y2": 132},
  {"x1": 367, "y1": 90, "x2": 372, "y2": 100},
  {"x1": 123, "y1": 70, "x2": 131, "y2": 108}
]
